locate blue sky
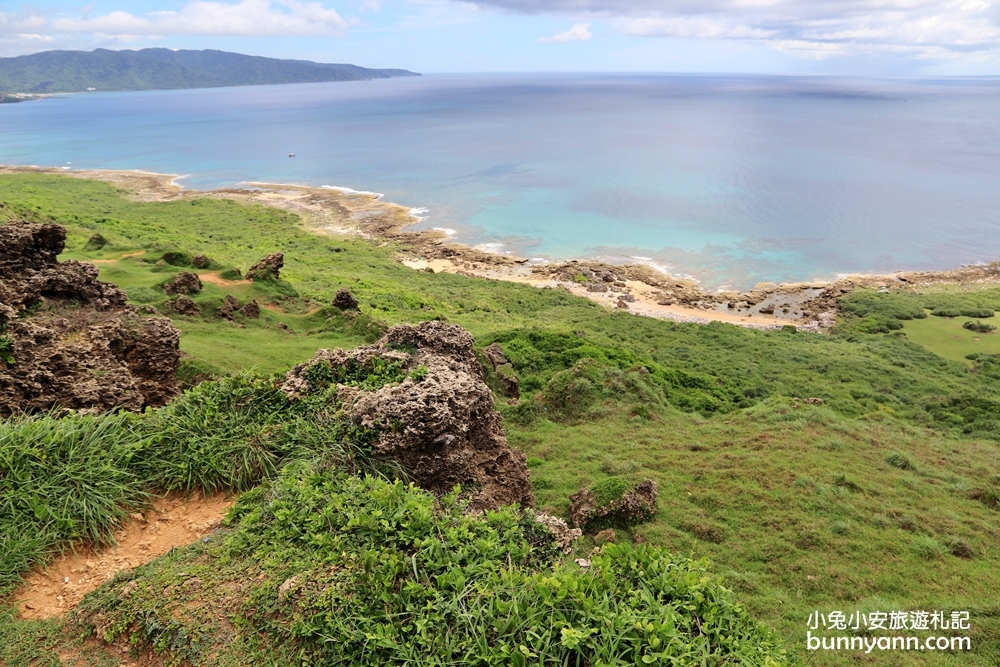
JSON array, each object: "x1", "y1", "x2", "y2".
[{"x1": 2, "y1": 0, "x2": 999, "y2": 75}]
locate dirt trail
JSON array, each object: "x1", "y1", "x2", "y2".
[
  {"x1": 90, "y1": 251, "x2": 147, "y2": 264},
  {"x1": 199, "y1": 272, "x2": 251, "y2": 287},
  {"x1": 13, "y1": 492, "x2": 233, "y2": 620}
]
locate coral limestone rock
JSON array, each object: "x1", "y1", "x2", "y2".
[
  {"x1": 569, "y1": 479, "x2": 658, "y2": 530},
  {"x1": 246, "y1": 252, "x2": 284, "y2": 281},
  {"x1": 281, "y1": 321, "x2": 534, "y2": 510},
  {"x1": 163, "y1": 271, "x2": 203, "y2": 295},
  {"x1": 333, "y1": 288, "x2": 359, "y2": 310},
  {"x1": 0, "y1": 221, "x2": 180, "y2": 416}
]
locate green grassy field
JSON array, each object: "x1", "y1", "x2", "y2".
[
  {"x1": 2, "y1": 174, "x2": 999, "y2": 666},
  {"x1": 898, "y1": 312, "x2": 1000, "y2": 364}
]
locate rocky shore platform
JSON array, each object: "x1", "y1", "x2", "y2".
[{"x1": 5, "y1": 164, "x2": 999, "y2": 332}]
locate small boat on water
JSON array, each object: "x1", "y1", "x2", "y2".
[{"x1": 289, "y1": 152, "x2": 296, "y2": 157}]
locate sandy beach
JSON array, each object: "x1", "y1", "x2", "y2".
[{"x1": 5, "y1": 164, "x2": 1000, "y2": 332}]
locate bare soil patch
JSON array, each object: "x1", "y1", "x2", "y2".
[
  {"x1": 91, "y1": 251, "x2": 147, "y2": 264},
  {"x1": 12, "y1": 492, "x2": 233, "y2": 620},
  {"x1": 198, "y1": 272, "x2": 251, "y2": 287}
]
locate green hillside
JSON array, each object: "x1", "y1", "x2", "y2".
[
  {"x1": 1, "y1": 174, "x2": 997, "y2": 666},
  {"x1": 0, "y1": 48, "x2": 418, "y2": 94}
]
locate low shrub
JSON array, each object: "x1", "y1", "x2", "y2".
[
  {"x1": 160, "y1": 250, "x2": 193, "y2": 267},
  {"x1": 911, "y1": 536, "x2": 947, "y2": 560},
  {"x1": 963, "y1": 320, "x2": 996, "y2": 334},
  {"x1": 885, "y1": 452, "x2": 915, "y2": 470},
  {"x1": 124, "y1": 286, "x2": 161, "y2": 303},
  {"x1": 0, "y1": 335, "x2": 13, "y2": 365}
]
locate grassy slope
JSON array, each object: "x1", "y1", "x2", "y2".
[{"x1": 1, "y1": 174, "x2": 999, "y2": 665}]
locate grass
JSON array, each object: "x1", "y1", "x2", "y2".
[
  {"x1": 507, "y1": 401, "x2": 1000, "y2": 666},
  {"x1": 61, "y1": 465, "x2": 789, "y2": 666},
  {"x1": 3, "y1": 173, "x2": 1000, "y2": 665},
  {"x1": 898, "y1": 312, "x2": 1000, "y2": 364}
]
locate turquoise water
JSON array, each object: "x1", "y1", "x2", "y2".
[{"x1": 2, "y1": 73, "x2": 999, "y2": 288}]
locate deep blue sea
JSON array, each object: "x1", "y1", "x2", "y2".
[{"x1": 2, "y1": 73, "x2": 999, "y2": 289}]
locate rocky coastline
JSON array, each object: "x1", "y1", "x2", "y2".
[{"x1": 4, "y1": 164, "x2": 1000, "y2": 332}]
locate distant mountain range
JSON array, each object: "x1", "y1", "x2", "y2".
[{"x1": 0, "y1": 48, "x2": 419, "y2": 94}]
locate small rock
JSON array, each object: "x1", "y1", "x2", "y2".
[
  {"x1": 163, "y1": 271, "x2": 203, "y2": 295},
  {"x1": 616, "y1": 299, "x2": 629, "y2": 309},
  {"x1": 594, "y1": 528, "x2": 617, "y2": 546},
  {"x1": 569, "y1": 479, "x2": 657, "y2": 530},
  {"x1": 481, "y1": 343, "x2": 510, "y2": 372},
  {"x1": 278, "y1": 575, "x2": 300, "y2": 602},
  {"x1": 216, "y1": 294, "x2": 241, "y2": 320},
  {"x1": 241, "y1": 299, "x2": 261, "y2": 319},
  {"x1": 575, "y1": 558, "x2": 591, "y2": 568},
  {"x1": 534, "y1": 514, "x2": 583, "y2": 554},
  {"x1": 333, "y1": 288, "x2": 359, "y2": 310},
  {"x1": 192, "y1": 254, "x2": 211, "y2": 269},
  {"x1": 586, "y1": 283, "x2": 608, "y2": 293},
  {"x1": 170, "y1": 295, "x2": 201, "y2": 316},
  {"x1": 246, "y1": 252, "x2": 284, "y2": 281}
]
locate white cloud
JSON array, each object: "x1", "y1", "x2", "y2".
[
  {"x1": 540, "y1": 22, "x2": 592, "y2": 42},
  {"x1": 2, "y1": 1, "x2": 351, "y2": 41},
  {"x1": 466, "y1": 0, "x2": 1000, "y2": 59}
]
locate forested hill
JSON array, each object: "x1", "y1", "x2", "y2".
[{"x1": 0, "y1": 48, "x2": 419, "y2": 93}]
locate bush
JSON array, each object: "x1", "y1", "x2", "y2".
[
  {"x1": 885, "y1": 452, "x2": 915, "y2": 470},
  {"x1": 160, "y1": 250, "x2": 193, "y2": 267},
  {"x1": 960, "y1": 308, "x2": 995, "y2": 319},
  {"x1": 219, "y1": 267, "x2": 243, "y2": 281},
  {"x1": 963, "y1": 320, "x2": 996, "y2": 334},
  {"x1": 911, "y1": 536, "x2": 947, "y2": 560}
]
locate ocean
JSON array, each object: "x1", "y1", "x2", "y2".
[{"x1": 2, "y1": 73, "x2": 999, "y2": 289}]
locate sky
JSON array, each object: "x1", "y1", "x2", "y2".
[{"x1": 1, "y1": 0, "x2": 1000, "y2": 75}]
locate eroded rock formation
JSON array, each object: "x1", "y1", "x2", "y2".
[
  {"x1": 281, "y1": 320, "x2": 533, "y2": 510},
  {"x1": 242, "y1": 300, "x2": 261, "y2": 319},
  {"x1": 0, "y1": 221, "x2": 180, "y2": 416},
  {"x1": 246, "y1": 252, "x2": 283, "y2": 281},
  {"x1": 481, "y1": 343, "x2": 519, "y2": 399},
  {"x1": 216, "y1": 294, "x2": 241, "y2": 320},
  {"x1": 163, "y1": 271, "x2": 203, "y2": 295},
  {"x1": 333, "y1": 288, "x2": 359, "y2": 310}
]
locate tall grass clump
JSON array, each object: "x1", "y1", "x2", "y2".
[
  {"x1": 0, "y1": 412, "x2": 149, "y2": 594},
  {"x1": 0, "y1": 364, "x2": 409, "y2": 595}
]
